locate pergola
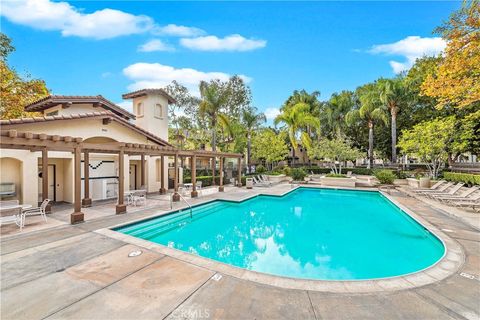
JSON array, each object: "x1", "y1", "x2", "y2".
[{"x1": 0, "y1": 130, "x2": 243, "y2": 224}]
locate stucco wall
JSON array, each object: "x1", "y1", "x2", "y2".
[{"x1": 132, "y1": 94, "x2": 169, "y2": 141}]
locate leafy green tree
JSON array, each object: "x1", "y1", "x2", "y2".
[
  {"x1": 0, "y1": 33, "x2": 49, "y2": 119},
  {"x1": 377, "y1": 77, "x2": 410, "y2": 163},
  {"x1": 346, "y1": 84, "x2": 389, "y2": 168},
  {"x1": 309, "y1": 138, "x2": 363, "y2": 174},
  {"x1": 242, "y1": 107, "x2": 266, "y2": 172},
  {"x1": 274, "y1": 102, "x2": 320, "y2": 165},
  {"x1": 251, "y1": 129, "x2": 289, "y2": 170},
  {"x1": 398, "y1": 117, "x2": 455, "y2": 178}
]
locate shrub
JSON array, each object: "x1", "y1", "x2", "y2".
[
  {"x1": 326, "y1": 173, "x2": 347, "y2": 178},
  {"x1": 184, "y1": 175, "x2": 229, "y2": 187},
  {"x1": 255, "y1": 165, "x2": 267, "y2": 173},
  {"x1": 301, "y1": 167, "x2": 373, "y2": 175},
  {"x1": 374, "y1": 169, "x2": 396, "y2": 184},
  {"x1": 282, "y1": 166, "x2": 292, "y2": 176},
  {"x1": 265, "y1": 171, "x2": 282, "y2": 176},
  {"x1": 290, "y1": 168, "x2": 307, "y2": 181},
  {"x1": 444, "y1": 172, "x2": 480, "y2": 186}
]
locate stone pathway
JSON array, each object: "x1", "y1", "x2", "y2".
[{"x1": 1, "y1": 186, "x2": 479, "y2": 320}]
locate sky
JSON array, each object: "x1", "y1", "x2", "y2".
[{"x1": 1, "y1": 0, "x2": 458, "y2": 122}]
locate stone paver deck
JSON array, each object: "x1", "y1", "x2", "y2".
[{"x1": 1, "y1": 184, "x2": 479, "y2": 320}]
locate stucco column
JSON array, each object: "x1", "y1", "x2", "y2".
[
  {"x1": 191, "y1": 154, "x2": 198, "y2": 198},
  {"x1": 41, "y1": 148, "x2": 51, "y2": 212},
  {"x1": 140, "y1": 154, "x2": 145, "y2": 188},
  {"x1": 237, "y1": 157, "x2": 243, "y2": 187},
  {"x1": 82, "y1": 151, "x2": 92, "y2": 207},
  {"x1": 116, "y1": 150, "x2": 127, "y2": 214},
  {"x1": 159, "y1": 155, "x2": 166, "y2": 194},
  {"x1": 218, "y1": 157, "x2": 224, "y2": 192},
  {"x1": 70, "y1": 147, "x2": 84, "y2": 224},
  {"x1": 173, "y1": 154, "x2": 180, "y2": 202}
]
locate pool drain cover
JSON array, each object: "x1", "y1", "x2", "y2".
[{"x1": 128, "y1": 250, "x2": 143, "y2": 257}]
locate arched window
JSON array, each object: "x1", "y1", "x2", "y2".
[
  {"x1": 136, "y1": 103, "x2": 144, "y2": 116},
  {"x1": 154, "y1": 103, "x2": 163, "y2": 118}
]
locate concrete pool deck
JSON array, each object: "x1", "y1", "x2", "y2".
[{"x1": 1, "y1": 184, "x2": 479, "y2": 319}]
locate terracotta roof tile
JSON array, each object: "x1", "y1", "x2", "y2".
[
  {"x1": 0, "y1": 111, "x2": 172, "y2": 147},
  {"x1": 122, "y1": 88, "x2": 176, "y2": 103}
]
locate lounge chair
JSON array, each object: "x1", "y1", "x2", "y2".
[
  {"x1": 346, "y1": 171, "x2": 353, "y2": 177},
  {"x1": 418, "y1": 182, "x2": 453, "y2": 194},
  {"x1": 433, "y1": 186, "x2": 479, "y2": 202},
  {"x1": 253, "y1": 176, "x2": 270, "y2": 187},
  {"x1": 447, "y1": 199, "x2": 480, "y2": 211},
  {"x1": 23, "y1": 199, "x2": 50, "y2": 223},
  {"x1": 444, "y1": 192, "x2": 480, "y2": 204},
  {"x1": 413, "y1": 180, "x2": 446, "y2": 193},
  {"x1": 425, "y1": 183, "x2": 464, "y2": 199}
]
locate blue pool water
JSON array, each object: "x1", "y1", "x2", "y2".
[{"x1": 115, "y1": 188, "x2": 445, "y2": 280}]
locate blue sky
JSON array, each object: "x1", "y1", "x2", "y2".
[{"x1": 2, "y1": 1, "x2": 458, "y2": 121}]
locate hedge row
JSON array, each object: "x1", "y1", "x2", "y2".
[
  {"x1": 183, "y1": 175, "x2": 229, "y2": 187},
  {"x1": 302, "y1": 167, "x2": 373, "y2": 175},
  {"x1": 443, "y1": 172, "x2": 480, "y2": 186}
]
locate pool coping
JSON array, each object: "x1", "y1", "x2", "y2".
[{"x1": 96, "y1": 185, "x2": 465, "y2": 293}]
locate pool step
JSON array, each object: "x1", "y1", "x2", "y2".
[{"x1": 126, "y1": 201, "x2": 231, "y2": 239}]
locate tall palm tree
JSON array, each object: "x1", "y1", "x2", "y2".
[
  {"x1": 377, "y1": 77, "x2": 408, "y2": 163},
  {"x1": 322, "y1": 91, "x2": 355, "y2": 138},
  {"x1": 346, "y1": 84, "x2": 389, "y2": 168},
  {"x1": 242, "y1": 107, "x2": 266, "y2": 172},
  {"x1": 274, "y1": 103, "x2": 320, "y2": 165},
  {"x1": 198, "y1": 81, "x2": 230, "y2": 151}
]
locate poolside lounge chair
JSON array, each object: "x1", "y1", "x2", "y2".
[
  {"x1": 413, "y1": 180, "x2": 446, "y2": 193},
  {"x1": 433, "y1": 186, "x2": 480, "y2": 202},
  {"x1": 419, "y1": 182, "x2": 454, "y2": 194},
  {"x1": 447, "y1": 199, "x2": 480, "y2": 211},
  {"x1": 444, "y1": 192, "x2": 480, "y2": 204},
  {"x1": 22, "y1": 199, "x2": 50, "y2": 223},
  {"x1": 425, "y1": 183, "x2": 464, "y2": 199},
  {"x1": 253, "y1": 176, "x2": 270, "y2": 187},
  {"x1": 346, "y1": 171, "x2": 353, "y2": 177}
]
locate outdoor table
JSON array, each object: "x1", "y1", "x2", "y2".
[{"x1": 0, "y1": 204, "x2": 32, "y2": 214}]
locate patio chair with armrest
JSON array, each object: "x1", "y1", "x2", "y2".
[
  {"x1": 22, "y1": 199, "x2": 50, "y2": 223},
  {"x1": 132, "y1": 190, "x2": 147, "y2": 206}
]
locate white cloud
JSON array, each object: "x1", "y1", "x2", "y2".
[
  {"x1": 116, "y1": 101, "x2": 133, "y2": 113},
  {"x1": 1, "y1": 0, "x2": 153, "y2": 39},
  {"x1": 264, "y1": 107, "x2": 280, "y2": 120},
  {"x1": 152, "y1": 24, "x2": 205, "y2": 37},
  {"x1": 138, "y1": 39, "x2": 174, "y2": 52},
  {"x1": 123, "y1": 63, "x2": 251, "y2": 96},
  {"x1": 369, "y1": 36, "x2": 446, "y2": 73},
  {"x1": 180, "y1": 34, "x2": 266, "y2": 52}
]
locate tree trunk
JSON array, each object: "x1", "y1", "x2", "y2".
[
  {"x1": 291, "y1": 147, "x2": 296, "y2": 167},
  {"x1": 211, "y1": 118, "x2": 217, "y2": 152},
  {"x1": 368, "y1": 121, "x2": 374, "y2": 169},
  {"x1": 247, "y1": 133, "x2": 251, "y2": 173},
  {"x1": 391, "y1": 107, "x2": 397, "y2": 164}
]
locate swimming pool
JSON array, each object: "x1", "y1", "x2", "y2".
[{"x1": 115, "y1": 188, "x2": 445, "y2": 280}]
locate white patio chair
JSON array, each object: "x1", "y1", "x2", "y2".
[
  {"x1": 425, "y1": 183, "x2": 464, "y2": 199},
  {"x1": 132, "y1": 190, "x2": 146, "y2": 206},
  {"x1": 434, "y1": 186, "x2": 480, "y2": 202},
  {"x1": 23, "y1": 199, "x2": 50, "y2": 223}
]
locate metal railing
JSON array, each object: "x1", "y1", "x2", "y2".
[{"x1": 170, "y1": 193, "x2": 193, "y2": 219}]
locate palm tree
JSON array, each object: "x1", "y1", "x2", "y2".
[
  {"x1": 274, "y1": 103, "x2": 320, "y2": 166},
  {"x1": 242, "y1": 107, "x2": 266, "y2": 173},
  {"x1": 346, "y1": 84, "x2": 389, "y2": 168},
  {"x1": 198, "y1": 81, "x2": 230, "y2": 151},
  {"x1": 322, "y1": 91, "x2": 355, "y2": 138},
  {"x1": 377, "y1": 77, "x2": 408, "y2": 163}
]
